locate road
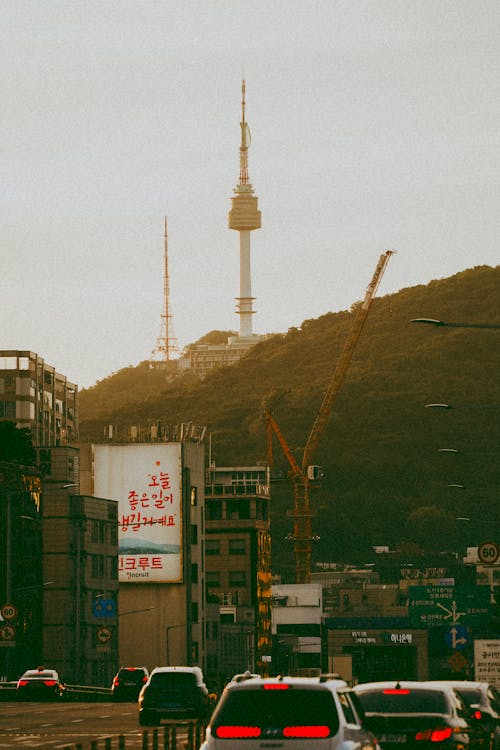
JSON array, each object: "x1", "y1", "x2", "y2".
[{"x1": 0, "y1": 701, "x2": 198, "y2": 750}]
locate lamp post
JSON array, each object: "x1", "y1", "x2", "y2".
[{"x1": 166, "y1": 623, "x2": 186, "y2": 665}]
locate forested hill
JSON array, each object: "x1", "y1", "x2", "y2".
[{"x1": 79, "y1": 265, "x2": 500, "y2": 566}]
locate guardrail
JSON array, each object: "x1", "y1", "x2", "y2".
[
  {"x1": 60, "y1": 721, "x2": 207, "y2": 750},
  {"x1": 0, "y1": 681, "x2": 112, "y2": 701}
]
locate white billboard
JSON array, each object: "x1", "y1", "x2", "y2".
[
  {"x1": 93, "y1": 444, "x2": 183, "y2": 583},
  {"x1": 474, "y1": 639, "x2": 500, "y2": 688}
]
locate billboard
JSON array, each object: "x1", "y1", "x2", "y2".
[{"x1": 93, "y1": 444, "x2": 183, "y2": 583}]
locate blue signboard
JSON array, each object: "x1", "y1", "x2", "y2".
[{"x1": 92, "y1": 598, "x2": 116, "y2": 617}]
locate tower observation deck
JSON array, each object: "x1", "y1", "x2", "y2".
[{"x1": 228, "y1": 80, "x2": 261, "y2": 339}]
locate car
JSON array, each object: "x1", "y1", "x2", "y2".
[
  {"x1": 16, "y1": 666, "x2": 66, "y2": 700},
  {"x1": 428, "y1": 681, "x2": 500, "y2": 750},
  {"x1": 354, "y1": 680, "x2": 487, "y2": 750},
  {"x1": 138, "y1": 666, "x2": 210, "y2": 726},
  {"x1": 111, "y1": 666, "x2": 149, "y2": 701},
  {"x1": 200, "y1": 675, "x2": 380, "y2": 750},
  {"x1": 228, "y1": 671, "x2": 260, "y2": 684}
]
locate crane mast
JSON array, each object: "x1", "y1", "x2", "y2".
[{"x1": 265, "y1": 250, "x2": 394, "y2": 584}]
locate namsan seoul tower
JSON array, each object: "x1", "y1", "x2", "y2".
[{"x1": 228, "y1": 79, "x2": 261, "y2": 340}]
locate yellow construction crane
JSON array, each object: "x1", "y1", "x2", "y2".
[{"x1": 264, "y1": 250, "x2": 394, "y2": 584}]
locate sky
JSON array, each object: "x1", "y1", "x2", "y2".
[{"x1": 2, "y1": 1, "x2": 499, "y2": 389}]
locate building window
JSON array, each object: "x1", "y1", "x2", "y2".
[
  {"x1": 191, "y1": 563, "x2": 198, "y2": 584},
  {"x1": 191, "y1": 524, "x2": 198, "y2": 544},
  {"x1": 192, "y1": 602, "x2": 199, "y2": 623},
  {"x1": 229, "y1": 539, "x2": 245, "y2": 555},
  {"x1": 206, "y1": 572, "x2": 221, "y2": 588},
  {"x1": 205, "y1": 539, "x2": 220, "y2": 556},
  {"x1": 229, "y1": 571, "x2": 246, "y2": 587},
  {"x1": 207, "y1": 500, "x2": 222, "y2": 520}
]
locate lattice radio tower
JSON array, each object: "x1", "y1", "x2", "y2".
[{"x1": 150, "y1": 217, "x2": 180, "y2": 365}]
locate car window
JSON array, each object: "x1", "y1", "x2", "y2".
[
  {"x1": 118, "y1": 668, "x2": 146, "y2": 682},
  {"x1": 212, "y1": 687, "x2": 340, "y2": 732},
  {"x1": 357, "y1": 689, "x2": 448, "y2": 713},
  {"x1": 487, "y1": 686, "x2": 500, "y2": 711},
  {"x1": 150, "y1": 672, "x2": 197, "y2": 688},
  {"x1": 455, "y1": 688, "x2": 482, "y2": 708},
  {"x1": 337, "y1": 691, "x2": 357, "y2": 724}
]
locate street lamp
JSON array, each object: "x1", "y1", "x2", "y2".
[{"x1": 166, "y1": 623, "x2": 186, "y2": 665}]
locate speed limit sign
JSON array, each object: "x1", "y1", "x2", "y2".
[
  {"x1": 478, "y1": 541, "x2": 499, "y2": 564},
  {"x1": 1, "y1": 603, "x2": 17, "y2": 621}
]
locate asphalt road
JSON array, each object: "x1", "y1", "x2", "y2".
[{"x1": 0, "y1": 701, "x2": 197, "y2": 750}]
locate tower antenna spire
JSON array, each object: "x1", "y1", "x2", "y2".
[
  {"x1": 150, "y1": 216, "x2": 180, "y2": 366},
  {"x1": 229, "y1": 79, "x2": 261, "y2": 339}
]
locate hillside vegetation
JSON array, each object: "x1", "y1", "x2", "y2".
[{"x1": 80, "y1": 265, "x2": 500, "y2": 571}]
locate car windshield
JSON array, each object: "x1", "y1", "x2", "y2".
[
  {"x1": 455, "y1": 688, "x2": 482, "y2": 707},
  {"x1": 357, "y1": 689, "x2": 448, "y2": 714},
  {"x1": 212, "y1": 687, "x2": 340, "y2": 730},
  {"x1": 118, "y1": 669, "x2": 145, "y2": 682},
  {"x1": 23, "y1": 671, "x2": 57, "y2": 680},
  {"x1": 150, "y1": 672, "x2": 197, "y2": 688}
]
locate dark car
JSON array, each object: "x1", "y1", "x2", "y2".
[
  {"x1": 354, "y1": 680, "x2": 487, "y2": 750},
  {"x1": 16, "y1": 667, "x2": 66, "y2": 700},
  {"x1": 428, "y1": 681, "x2": 500, "y2": 750},
  {"x1": 200, "y1": 675, "x2": 380, "y2": 750},
  {"x1": 138, "y1": 666, "x2": 209, "y2": 726},
  {"x1": 111, "y1": 666, "x2": 149, "y2": 701}
]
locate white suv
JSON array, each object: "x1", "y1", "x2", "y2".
[{"x1": 200, "y1": 675, "x2": 379, "y2": 750}]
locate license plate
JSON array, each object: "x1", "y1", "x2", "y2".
[{"x1": 379, "y1": 734, "x2": 407, "y2": 743}]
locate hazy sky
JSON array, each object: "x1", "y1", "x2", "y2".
[{"x1": 3, "y1": 1, "x2": 499, "y2": 389}]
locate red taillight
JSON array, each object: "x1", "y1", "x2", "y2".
[
  {"x1": 215, "y1": 726, "x2": 261, "y2": 738},
  {"x1": 383, "y1": 689, "x2": 410, "y2": 694},
  {"x1": 415, "y1": 727, "x2": 453, "y2": 742},
  {"x1": 113, "y1": 677, "x2": 119, "y2": 686},
  {"x1": 473, "y1": 710, "x2": 482, "y2": 720},
  {"x1": 283, "y1": 726, "x2": 330, "y2": 738},
  {"x1": 18, "y1": 680, "x2": 29, "y2": 687},
  {"x1": 142, "y1": 676, "x2": 148, "y2": 683},
  {"x1": 43, "y1": 680, "x2": 57, "y2": 687},
  {"x1": 263, "y1": 684, "x2": 289, "y2": 690}
]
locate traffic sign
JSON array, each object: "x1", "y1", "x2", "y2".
[
  {"x1": 0, "y1": 625, "x2": 15, "y2": 641},
  {"x1": 97, "y1": 626, "x2": 112, "y2": 643},
  {"x1": 478, "y1": 541, "x2": 499, "y2": 564},
  {"x1": 1, "y1": 604, "x2": 17, "y2": 621},
  {"x1": 409, "y1": 585, "x2": 491, "y2": 627},
  {"x1": 445, "y1": 624, "x2": 469, "y2": 650}
]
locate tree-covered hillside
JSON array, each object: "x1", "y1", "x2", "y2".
[{"x1": 79, "y1": 265, "x2": 500, "y2": 573}]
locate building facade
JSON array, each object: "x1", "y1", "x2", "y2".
[
  {"x1": 0, "y1": 350, "x2": 78, "y2": 447},
  {"x1": 88, "y1": 439, "x2": 206, "y2": 675},
  {"x1": 204, "y1": 463, "x2": 272, "y2": 689}
]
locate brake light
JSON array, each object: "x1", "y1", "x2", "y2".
[
  {"x1": 383, "y1": 689, "x2": 410, "y2": 695},
  {"x1": 142, "y1": 676, "x2": 148, "y2": 683},
  {"x1": 283, "y1": 726, "x2": 330, "y2": 738},
  {"x1": 263, "y1": 684, "x2": 289, "y2": 690},
  {"x1": 415, "y1": 727, "x2": 453, "y2": 742},
  {"x1": 18, "y1": 680, "x2": 29, "y2": 687},
  {"x1": 473, "y1": 710, "x2": 482, "y2": 720},
  {"x1": 215, "y1": 726, "x2": 261, "y2": 738},
  {"x1": 113, "y1": 677, "x2": 119, "y2": 685},
  {"x1": 43, "y1": 680, "x2": 57, "y2": 687}
]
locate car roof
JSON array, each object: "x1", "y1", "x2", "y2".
[
  {"x1": 354, "y1": 681, "x2": 452, "y2": 693},
  {"x1": 224, "y1": 676, "x2": 347, "y2": 692},
  {"x1": 22, "y1": 668, "x2": 58, "y2": 677}
]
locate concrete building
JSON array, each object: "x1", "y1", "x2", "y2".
[
  {"x1": 271, "y1": 583, "x2": 323, "y2": 676},
  {"x1": 40, "y1": 445, "x2": 119, "y2": 685},
  {"x1": 204, "y1": 463, "x2": 272, "y2": 688},
  {"x1": 86, "y1": 439, "x2": 206, "y2": 675},
  {"x1": 0, "y1": 350, "x2": 78, "y2": 446}
]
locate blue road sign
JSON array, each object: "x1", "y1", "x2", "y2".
[
  {"x1": 92, "y1": 598, "x2": 116, "y2": 617},
  {"x1": 445, "y1": 624, "x2": 469, "y2": 650}
]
